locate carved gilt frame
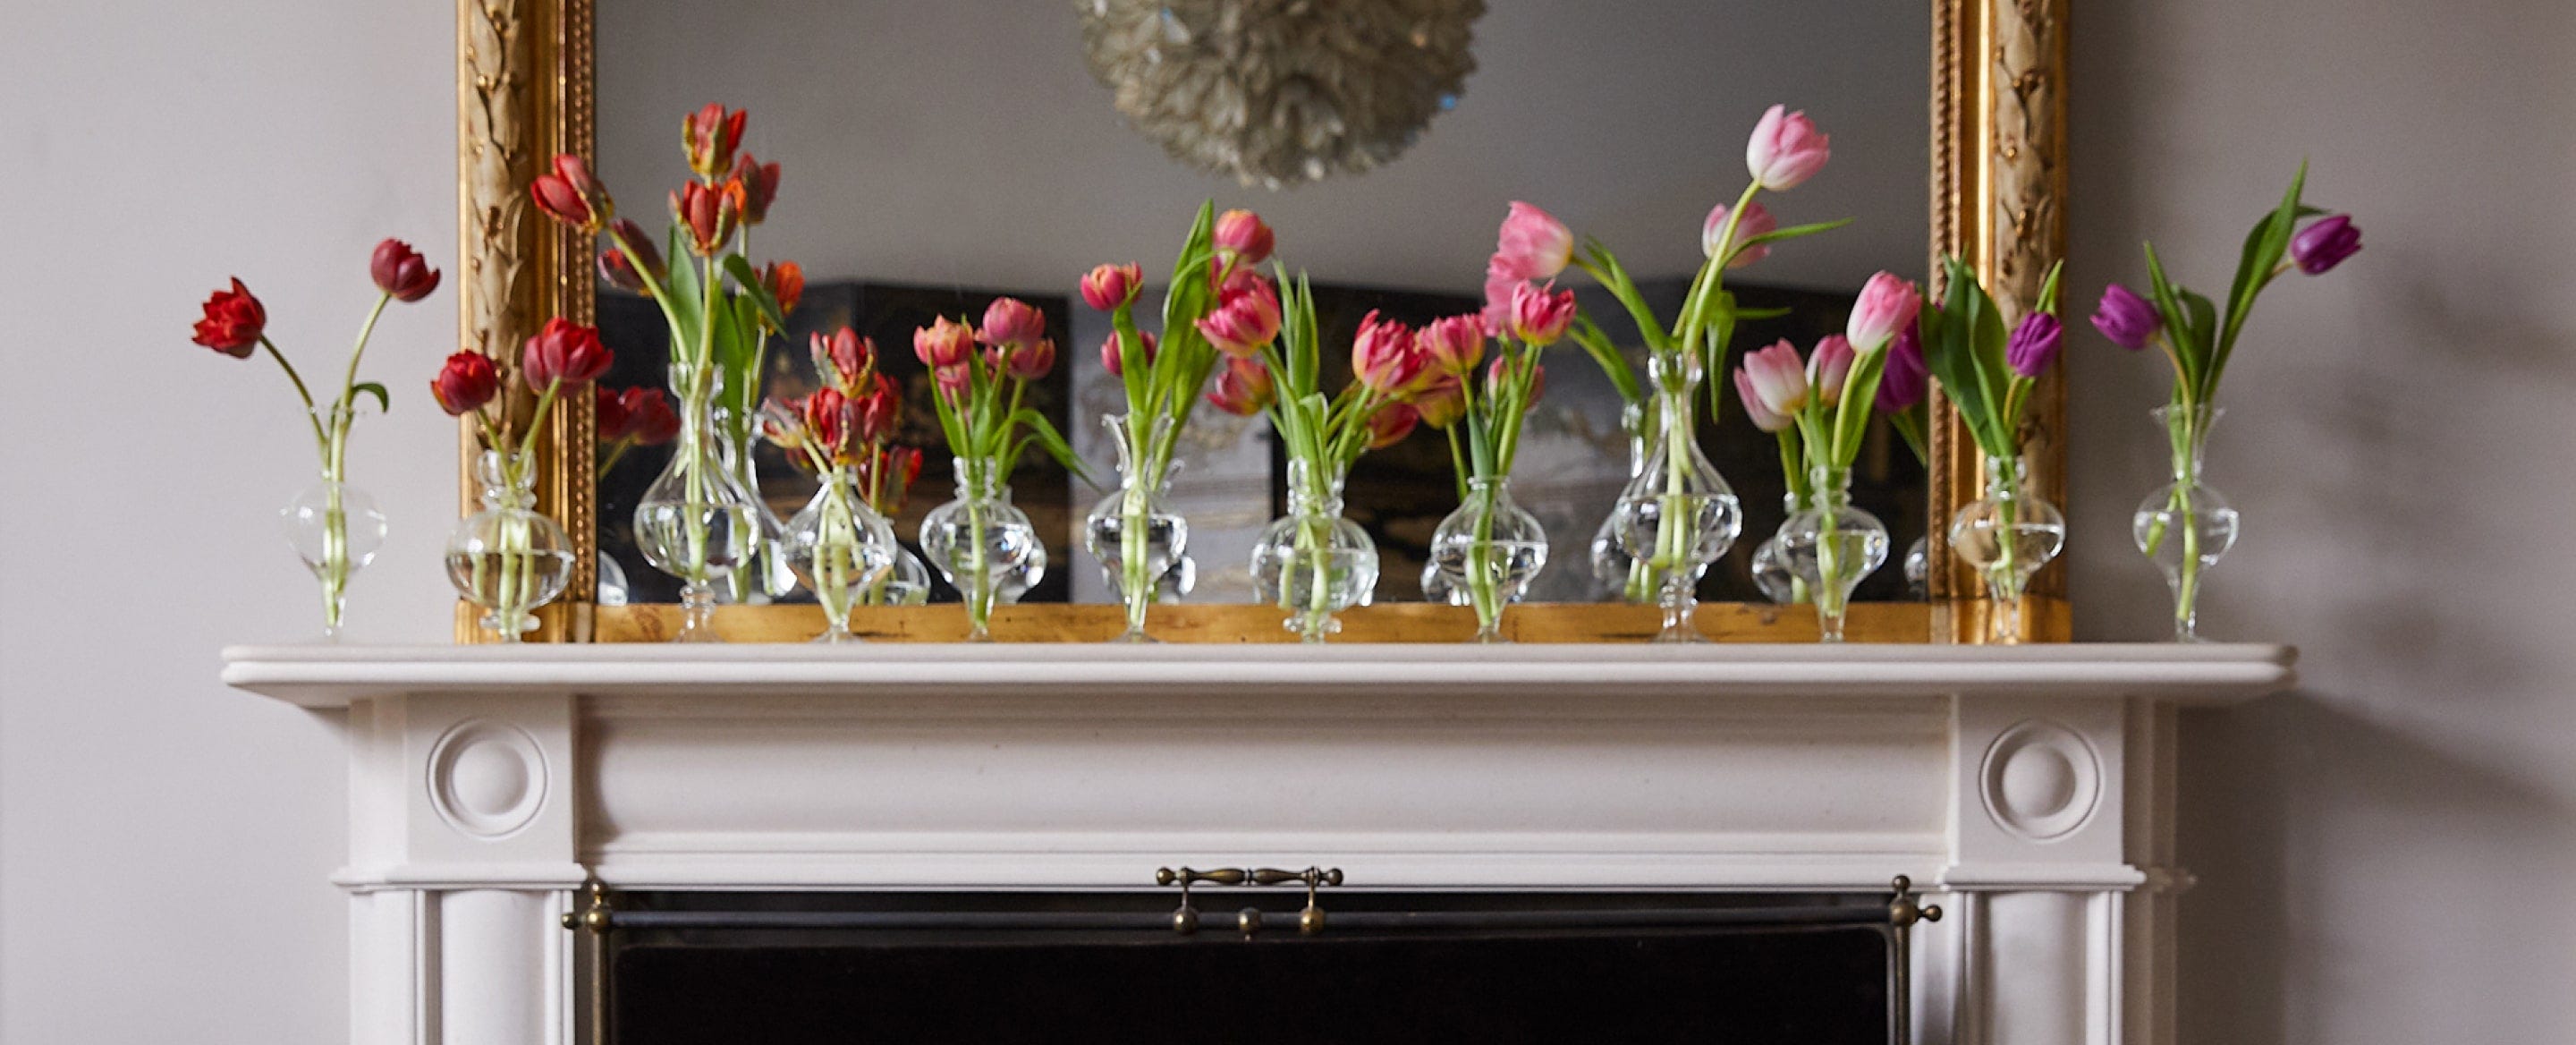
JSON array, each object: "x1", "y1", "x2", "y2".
[{"x1": 453, "y1": 0, "x2": 2068, "y2": 643}]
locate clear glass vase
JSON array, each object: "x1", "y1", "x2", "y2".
[
  {"x1": 864, "y1": 545, "x2": 935, "y2": 607},
  {"x1": 783, "y1": 465, "x2": 900, "y2": 643},
  {"x1": 1777, "y1": 466, "x2": 1891, "y2": 642},
  {"x1": 445, "y1": 449, "x2": 574, "y2": 642},
  {"x1": 633, "y1": 365, "x2": 767, "y2": 642},
  {"x1": 719, "y1": 416, "x2": 796, "y2": 607},
  {"x1": 919, "y1": 455, "x2": 1044, "y2": 641},
  {"x1": 1902, "y1": 535, "x2": 1929, "y2": 600},
  {"x1": 1082, "y1": 415, "x2": 1188, "y2": 642},
  {"x1": 1947, "y1": 454, "x2": 2066, "y2": 644},
  {"x1": 1750, "y1": 494, "x2": 1803, "y2": 606},
  {"x1": 1589, "y1": 401, "x2": 1654, "y2": 602},
  {"x1": 1428, "y1": 477, "x2": 1549, "y2": 642},
  {"x1": 278, "y1": 475, "x2": 387, "y2": 641},
  {"x1": 2133, "y1": 404, "x2": 2237, "y2": 641},
  {"x1": 1610, "y1": 355, "x2": 1741, "y2": 643},
  {"x1": 1250, "y1": 459, "x2": 1379, "y2": 642}
]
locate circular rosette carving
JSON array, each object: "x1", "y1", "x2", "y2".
[
  {"x1": 1978, "y1": 718, "x2": 2100, "y2": 842},
  {"x1": 428, "y1": 718, "x2": 549, "y2": 840}
]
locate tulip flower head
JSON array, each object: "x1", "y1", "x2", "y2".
[
  {"x1": 432, "y1": 351, "x2": 501, "y2": 416},
  {"x1": 1808, "y1": 335, "x2": 1856, "y2": 406},
  {"x1": 1702, "y1": 200, "x2": 1777, "y2": 269},
  {"x1": 1488, "y1": 357, "x2": 1546, "y2": 410},
  {"x1": 1412, "y1": 374, "x2": 1467, "y2": 429},
  {"x1": 1479, "y1": 260, "x2": 1525, "y2": 339},
  {"x1": 1366, "y1": 402, "x2": 1421, "y2": 449},
  {"x1": 191, "y1": 277, "x2": 267, "y2": 358},
  {"x1": 530, "y1": 154, "x2": 614, "y2": 234},
  {"x1": 1508, "y1": 282, "x2": 1578, "y2": 346},
  {"x1": 1740, "y1": 339, "x2": 1809, "y2": 421},
  {"x1": 597, "y1": 219, "x2": 665, "y2": 293},
  {"x1": 1877, "y1": 320, "x2": 1928, "y2": 412},
  {"x1": 671, "y1": 179, "x2": 744, "y2": 256},
  {"x1": 801, "y1": 387, "x2": 855, "y2": 459},
  {"x1": 2089, "y1": 284, "x2": 2161, "y2": 351},
  {"x1": 1205, "y1": 355, "x2": 1275, "y2": 416},
  {"x1": 1746, "y1": 105, "x2": 1831, "y2": 191},
  {"x1": 521, "y1": 319, "x2": 614, "y2": 388},
  {"x1": 978, "y1": 297, "x2": 1046, "y2": 349},
  {"x1": 1099, "y1": 330, "x2": 1157, "y2": 377},
  {"x1": 1417, "y1": 314, "x2": 1486, "y2": 377},
  {"x1": 1491, "y1": 201, "x2": 1573, "y2": 282},
  {"x1": 621, "y1": 387, "x2": 681, "y2": 446},
  {"x1": 914, "y1": 316, "x2": 975, "y2": 369},
  {"x1": 1080, "y1": 262, "x2": 1143, "y2": 311},
  {"x1": 1213, "y1": 209, "x2": 1275, "y2": 267},
  {"x1": 812, "y1": 327, "x2": 873, "y2": 388},
  {"x1": 2292, "y1": 214, "x2": 2362, "y2": 275},
  {"x1": 999, "y1": 338, "x2": 1057, "y2": 382},
  {"x1": 758, "y1": 260, "x2": 804, "y2": 319},
  {"x1": 370, "y1": 239, "x2": 441, "y2": 303},
  {"x1": 682, "y1": 104, "x2": 748, "y2": 179},
  {"x1": 731, "y1": 153, "x2": 780, "y2": 225},
  {"x1": 1845, "y1": 272, "x2": 1921, "y2": 354},
  {"x1": 595, "y1": 384, "x2": 633, "y2": 441},
  {"x1": 1351, "y1": 310, "x2": 1426, "y2": 395},
  {"x1": 933, "y1": 363, "x2": 971, "y2": 403},
  {"x1": 1734, "y1": 367, "x2": 1793, "y2": 433},
  {"x1": 1196, "y1": 276, "x2": 1283, "y2": 358},
  {"x1": 2005, "y1": 312, "x2": 2063, "y2": 378},
  {"x1": 852, "y1": 373, "x2": 901, "y2": 446}
]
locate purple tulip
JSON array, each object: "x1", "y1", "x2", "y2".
[
  {"x1": 2090, "y1": 284, "x2": 2161, "y2": 351},
  {"x1": 2292, "y1": 214, "x2": 2361, "y2": 275},
  {"x1": 2005, "y1": 312, "x2": 2063, "y2": 378},
  {"x1": 1877, "y1": 319, "x2": 1928, "y2": 412}
]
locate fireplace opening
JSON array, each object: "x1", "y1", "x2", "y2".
[{"x1": 579, "y1": 883, "x2": 1924, "y2": 1045}]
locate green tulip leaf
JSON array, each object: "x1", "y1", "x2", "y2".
[
  {"x1": 350, "y1": 382, "x2": 391, "y2": 415},
  {"x1": 722, "y1": 255, "x2": 786, "y2": 333}
]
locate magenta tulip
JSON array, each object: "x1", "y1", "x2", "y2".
[
  {"x1": 1877, "y1": 321, "x2": 1928, "y2": 412},
  {"x1": 1080, "y1": 262, "x2": 1142, "y2": 311},
  {"x1": 1845, "y1": 272, "x2": 1920, "y2": 353},
  {"x1": 1746, "y1": 105, "x2": 1831, "y2": 191},
  {"x1": 2292, "y1": 214, "x2": 2361, "y2": 275},
  {"x1": 978, "y1": 297, "x2": 1046, "y2": 349},
  {"x1": 1214, "y1": 209, "x2": 1275, "y2": 266},
  {"x1": 2005, "y1": 312, "x2": 2063, "y2": 378},
  {"x1": 1508, "y1": 282, "x2": 1578, "y2": 346},
  {"x1": 1195, "y1": 277, "x2": 1282, "y2": 358},
  {"x1": 1351, "y1": 310, "x2": 1425, "y2": 395},
  {"x1": 2089, "y1": 284, "x2": 2161, "y2": 351},
  {"x1": 1099, "y1": 330, "x2": 1157, "y2": 377}
]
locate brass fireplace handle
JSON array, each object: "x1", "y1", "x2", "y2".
[{"x1": 1157, "y1": 865, "x2": 1343, "y2": 936}]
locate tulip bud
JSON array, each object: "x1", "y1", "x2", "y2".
[
  {"x1": 811, "y1": 327, "x2": 873, "y2": 387},
  {"x1": 2292, "y1": 214, "x2": 2361, "y2": 275},
  {"x1": 1002, "y1": 337, "x2": 1056, "y2": 382},
  {"x1": 1412, "y1": 374, "x2": 1467, "y2": 429},
  {"x1": 1508, "y1": 282, "x2": 1579, "y2": 347},
  {"x1": 1366, "y1": 402, "x2": 1420, "y2": 449},
  {"x1": 914, "y1": 316, "x2": 975, "y2": 369},
  {"x1": 190, "y1": 277, "x2": 267, "y2": 358},
  {"x1": 1746, "y1": 105, "x2": 1831, "y2": 191},
  {"x1": 1417, "y1": 314, "x2": 1486, "y2": 377},
  {"x1": 2089, "y1": 284, "x2": 2161, "y2": 352},
  {"x1": 1080, "y1": 262, "x2": 1143, "y2": 311},
  {"x1": 1734, "y1": 367, "x2": 1793, "y2": 433},
  {"x1": 1196, "y1": 277, "x2": 1282, "y2": 358},
  {"x1": 530, "y1": 154, "x2": 613, "y2": 234},
  {"x1": 1214, "y1": 209, "x2": 1275, "y2": 266},
  {"x1": 682, "y1": 103, "x2": 748, "y2": 179},
  {"x1": 759, "y1": 397, "x2": 812, "y2": 455},
  {"x1": 977, "y1": 297, "x2": 1046, "y2": 349},
  {"x1": 1702, "y1": 200, "x2": 1777, "y2": 269},
  {"x1": 1479, "y1": 260, "x2": 1523, "y2": 340},
  {"x1": 598, "y1": 219, "x2": 665, "y2": 293},
  {"x1": 621, "y1": 387, "x2": 681, "y2": 446},
  {"x1": 1845, "y1": 272, "x2": 1921, "y2": 354},
  {"x1": 1351, "y1": 310, "x2": 1427, "y2": 395},
  {"x1": 1491, "y1": 201, "x2": 1572, "y2": 282},
  {"x1": 853, "y1": 373, "x2": 901, "y2": 446},
  {"x1": 758, "y1": 260, "x2": 804, "y2": 318},
  {"x1": 2005, "y1": 312, "x2": 2063, "y2": 378},
  {"x1": 801, "y1": 387, "x2": 854, "y2": 460},
  {"x1": 521, "y1": 318, "x2": 614, "y2": 388},
  {"x1": 1740, "y1": 339, "x2": 1809, "y2": 421},
  {"x1": 1204, "y1": 356, "x2": 1275, "y2": 416},
  {"x1": 671, "y1": 179, "x2": 743, "y2": 257},
  {"x1": 1100, "y1": 330, "x2": 1157, "y2": 377},
  {"x1": 370, "y1": 238, "x2": 441, "y2": 302},
  {"x1": 432, "y1": 351, "x2": 502, "y2": 416},
  {"x1": 1877, "y1": 321, "x2": 1928, "y2": 412},
  {"x1": 732, "y1": 152, "x2": 780, "y2": 225},
  {"x1": 1809, "y1": 335, "x2": 1856, "y2": 406},
  {"x1": 933, "y1": 362, "x2": 972, "y2": 402},
  {"x1": 594, "y1": 384, "x2": 632, "y2": 440}
]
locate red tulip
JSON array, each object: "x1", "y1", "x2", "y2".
[
  {"x1": 190, "y1": 277, "x2": 267, "y2": 358},
  {"x1": 758, "y1": 259, "x2": 804, "y2": 317},
  {"x1": 369, "y1": 238, "x2": 440, "y2": 302},
  {"x1": 1195, "y1": 276, "x2": 1282, "y2": 358},
  {"x1": 1080, "y1": 262, "x2": 1142, "y2": 311},
  {"x1": 852, "y1": 373, "x2": 901, "y2": 446},
  {"x1": 1746, "y1": 105, "x2": 1831, "y2": 191},
  {"x1": 1366, "y1": 402, "x2": 1420, "y2": 449},
  {"x1": 1100, "y1": 330, "x2": 1157, "y2": 377},
  {"x1": 1491, "y1": 201, "x2": 1573, "y2": 282},
  {"x1": 914, "y1": 316, "x2": 975, "y2": 369},
  {"x1": 597, "y1": 219, "x2": 665, "y2": 293},
  {"x1": 978, "y1": 297, "x2": 1046, "y2": 348},
  {"x1": 670, "y1": 179, "x2": 743, "y2": 256},
  {"x1": 731, "y1": 152, "x2": 780, "y2": 225},
  {"x1": 521, "y1": 318, "x2": 613, "y2": 387},
  {"x1": 1204, "y1": 356, "x2": 1275, "y2": 416},
  {"x1": 594, "y1": 383, "x2": 632, "y2": 440},
  {"x1": 682, "y1": 103, "x2": 748, "y2": 179},
  {"x1": 811, "y1": 327, "x2": 873, "y2": 387},
  {"x1": 802, "y1": 387, "x2": 856, "y2": 458},
  {"x1": 1352, "y1": 310, "x2": 1426, "y2": 395},
  {"x1": 530, "y1": 154, "x2": 613, "y2": 234},
  {"x1": 1215, "y1": 209, "x2": 1275, "y2": 266},
  {"x1": 1417, "y1": 314, "x2": 1485, "y2": 377},
  {"x1": 621, "y1": 387, "x2": 680, "y2": 446},
  {"x1": 1507, "y1": 281, "x2": 1578, "y2": 346},
  {"x1": 1412, "y1": 374, "x2": 1467, "y2": 429},
  {"x1": 431, "y1": 351, "x2": 500, "y2": 416}
]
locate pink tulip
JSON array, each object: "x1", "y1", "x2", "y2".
[
  {"x1": 1417, "y1": 314, "x2": 1485, "y2": 377},
  {"x1": 1746, "y1": 105, "x2": 1831, "y2": 191},
  {"x1": 1734, "y1": 367, "x2": 1793, "y2": 433},
  {"x1": 1351, "y1": 310, "x2": 1426, "y2": 395},
  {"x1": 1000, "y1": 337, "x2": 1055, "y2": 382},
  {"x1": 1488, "y1": 357, "x2": 1546, "y2": 409},
  {"x1": 1214, "y1": 209, "x2": 1275, "y2": 266},
  {"x1": 1702, "y1": 200, "x2": 1777, "y2": 269},
  {"x1": 1491, "y1": 201, "x2": 1573, "y2": 281},
  {"x1": 1740, "y1": 339, "x2": 1809, "y2": 420},
  {"x1": 1411, "y1": 374, "x2": 1466, "y2": 429},
  {"x1": 1479, "y1": 259, "x2": 1524, "y2": 338},
  {"x1": 1844, "y1": 272, "x2": 1921, "y2": 353},
  {"x1": 1195, "y1": 276, "x2": 1282, "y2": 358},
  {"x1": 933, "y1": 362, "x2": 971, "y2": 402},
  {"x1": 978, "y1": 297, "x2": 1046, "y2": 348},
  {"x1": 1508, "y1": 281, "x2": 1577, "y2": 346},
  {"x1": 1099, "y1": 329, "x2": 1157, "y2": 377},
  {"x1": 1080, "y1": 262, "x2": 1141, "y2": 311},
  {"x1": 914, "y1": 316, "x2": 975, "y2": 369},
  {"x1": 1808, "y1": 335, "x2": 1856, "y2": 405},
  {"x1": 1204, "y1": 356, "x2": 1275, "y2": 416},
  {"x1": 1366, "y1": 402, "x2": 1420, "y2": 449}
]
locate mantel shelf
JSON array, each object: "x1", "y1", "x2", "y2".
[{"x1": 221, "y1": 642, "x2": 2296, "y2": 709}]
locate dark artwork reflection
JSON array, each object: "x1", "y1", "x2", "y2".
[{"x1": 597, "y1": 284, "x2": 1074, "y2": 605}]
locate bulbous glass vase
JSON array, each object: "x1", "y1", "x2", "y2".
[
  {"x1": 1427, "y1": 477, "x2": 1549, "y2": 642},
  {"x1": 1250, "y1": 459, "x2": 1378, "y2": 642},
  {"x1": 1902, "y1": 536, "x2": 1930, "y2": 599},
  {"x1": 633, "y1": 367, "x2": 767, "y2": 642},
  {"x1": 1776, "y1": 467, "x2": 1890, "y2": 642},
  {"x1": 1610, "y1": 355, "x2": 1741, "y2": 643},
  {"x1": 279, "y1": 475, "x2": 388, "y2": 641},
  {"x1": 445, "y1": 450, "x2": 574, "y2": 642},
  {"x1": 1750, "y1": 494, "x2": 1803, "y2": 606},
  {"x1": 1948, "y1": 454, "x2": 2066, "y2": 644},
  {"x1": 2132, "y1": 404, "x2": 2238, "y2": 641},
  {"x1": 782, "y1": 466, "x2": 901, "y2": 643},
  {"x1": 919, "y1": 455, "x2": 1044, "y2": 641},
  {"x1": 1082, "y1": 415, "x2": 1188, "y2": 642},
  {"x1": 866, "y1": 545, "x2": 936, "y2": 607},
  {"x1": 1589, "y1": 402, "x2": 1654, "y2": 602}
]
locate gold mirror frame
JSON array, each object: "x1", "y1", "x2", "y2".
[{"x1": 453, "y1": 0, "x2": 2067, "y2": 643}]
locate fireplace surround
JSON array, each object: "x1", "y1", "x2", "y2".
[{"x1": 220, "y1": 642, "x2": 2292, "y2": 1044}]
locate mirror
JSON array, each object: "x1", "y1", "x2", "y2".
[{"x1": 589, "y1": 0, "x2": 1932, "y2": 612}]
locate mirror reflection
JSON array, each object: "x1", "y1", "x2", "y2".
[{"x1": 592, "y1": 0, "x2": 1930, "y2": 612}]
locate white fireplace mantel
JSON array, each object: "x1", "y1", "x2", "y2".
[{"x1": 222, "y1": 641, "x2": 2292, "y2": 1045}]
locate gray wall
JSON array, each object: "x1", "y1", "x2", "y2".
[{"x1": 4, "y1": 1, "x2": 2573, "y2": 1042}]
